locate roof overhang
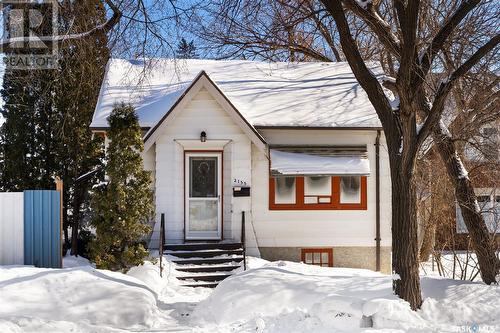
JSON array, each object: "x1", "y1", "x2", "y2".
[{"x1": 255, "y1": 126, "x2": 383, "y2": 131}]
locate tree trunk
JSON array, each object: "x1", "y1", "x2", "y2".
[
  {"x1": 390, "y1": 163, "x2": 423, "y2": 310},
  {"x1": 433, "y1": 127, "x2": 500, "y2": 284},
  {"x1": 70, "y1": 185, "x2": 84, "y2": 256},
  {"x1": 63, "y1": 196, "x2": 69, "y2": 249}
]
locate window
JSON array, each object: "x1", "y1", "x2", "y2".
[
  {"x1": 301, "y1": 248, "x2": 333, "y2": 267},
  {"x1": 304, "y1": 176, "x2": 332, "y2": 204},
  {"x1": 274, "y1": 177, "x2": 296, "y2": 204},
  {"x1": 190, "y1": 157, "x2": 217, "y2": 198},
  {"x1": 340, "y1": 176, "x2": 361, "y2": 204},
  {"x1": 269, "y1": 176, "x2": 367, "y2": 210},
  {"x1": 477, "y1": 195, "x2": 490, "y2": 209},
  {"x1": 457, "y1": 192, "x2": 500, "y2": 234}
]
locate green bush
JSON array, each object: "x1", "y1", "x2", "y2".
[{"x1": 89, "y1": 104, "x2": 154, "y2": 271}]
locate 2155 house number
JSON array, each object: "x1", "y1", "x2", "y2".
[{"x1": 233, "y1": 179, "x2": 248, "y2": 186}]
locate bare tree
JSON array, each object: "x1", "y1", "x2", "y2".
[
  {"x1": 0, "y1": 0, "x2": 201, "y2": 59},
  {"x1": 318, "y1": 0, "x2": 499, "y2": 309},
  {"x1": 197, "y1": 0, "x2": 499, "y2": 309},
  {"x1": 426, "y1": 28, "x2": 500, "y2": 285},
  {"x1": 418, "y1": 62, "x2": 499, "y2": 262},
  {"x1": 193, "y1": 0, "x2": 336, "y2": 61}
]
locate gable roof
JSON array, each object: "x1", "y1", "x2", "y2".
[
  {"x1": 91, "y1": 58, "x2": 382, "y2": 130},
  {"x1": 142, "y1": 71, "x2": 267, "y2": 153}
]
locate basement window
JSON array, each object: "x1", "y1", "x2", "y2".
[{"x1": 301, "y1": 248, "x2": 333, "y2": 267}]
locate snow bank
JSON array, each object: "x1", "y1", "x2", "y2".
[
  {"x1": 192, "y1": 261, "x2": 500, "y2": 332},
  {"x1": 62, "y1": 254, "x2": 93, "y2": 268},
  {"x1": 0, "y1": 265, "x2": 169, "y2": 331},
  {"x1": 2, "y1": 257, "x2": 499, "y2": 332},
  {"x1": 192, "y1": 261, "x2": 393, "y2": 330}
]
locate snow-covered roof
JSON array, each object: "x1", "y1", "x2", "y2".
[
  {"x1": 91, "y1": 58, "x2": 382, "y2": 129},
  {"x1": 270, "y1": 149, "x2": 370, "y2": 176}
]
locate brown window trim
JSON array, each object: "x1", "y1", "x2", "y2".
[
  {"x1": 269, "y1": 176, "x2": 367, "y2": 210},
  {"x1": 301, "y1": 248, "x2": 333, "y2": 267}
]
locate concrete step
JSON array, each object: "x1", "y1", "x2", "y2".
[
  {"x1": 175, "y1": 265, "x2": 241, "y2": 273},
  {"x1": 177, "y1": 274, "x2": 232, "y2": 282},
  {"x1": 172, "y1": 257, "x2": 244, "y2": 266},
  {"x1": 164, "y1": 242, "x2": 242, "y2": 252},
  {"x1": 165, "y1": 249, "x2": 243, "y2": 258},
  {"x1": 180, "y1": 282, "x2": 219, "y2": 288}
]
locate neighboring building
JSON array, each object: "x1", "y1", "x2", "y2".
[
  {"x1": 91, "y1": 59, "x2": 392, "y2": 273},
  {"x1": 456, "y1": 124, "x2": 500, "y2": 242},
  {"x1": 423, "y1": 122, "x2": 500, "y2": 251}
]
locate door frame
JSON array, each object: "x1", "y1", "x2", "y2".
[{"x1": 184, "y1": 150, "x2": 224, "y2": 240}]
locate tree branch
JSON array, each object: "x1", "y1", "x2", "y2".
[
  {"x1": 320, "y1": 0, "x2": 396, "y2": 134},
  {"x1": 343, "y1": 0, "x2": 401, "y2": 56},
  {"x1": 308, "y1": 3, "x2": 342, "y2": 61},
  {"x1": 0, "y1": 0, "x2": 122, "y2": 47},
  {"x1": 417, "y1": 0, "x2": 481, "y2": 85},
  {"x1": 416, "y1": 34, "x2": 500, "y2": 148}
]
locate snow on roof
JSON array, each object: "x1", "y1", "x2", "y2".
[
  {"x1": 270, "y1": 149, "x2": 370, "y2": 176},
  {"x1": 91, "y1": 58, "x2": 382, "y2": 129}
]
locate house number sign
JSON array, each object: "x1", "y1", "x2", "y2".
[{"x1": 233, "y1": 179, "x2": 248, "y2": 186}]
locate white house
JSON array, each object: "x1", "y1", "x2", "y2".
[{"x1": 91, "y1": 59, "x2": 392, "y2": 274}]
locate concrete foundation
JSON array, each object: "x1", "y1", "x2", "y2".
[{"x1": 259, "y1": 246, "x2": 391, "y2": 274}]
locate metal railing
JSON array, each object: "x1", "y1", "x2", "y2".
[
  {"x1": 241, "y1": 211, "x2": 246, "y2": 270},
  {"x1": 159, "y1": 213, "x2": 165, "y2": 277}
]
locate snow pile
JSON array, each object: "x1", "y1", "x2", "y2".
[
  {"x1": 62, "y1": 254, "x2": 93, "y2": 268},
  {"x1": 0, "y1": 264, "x2": 170, "y2": 332},
  {"x1": 270, "y1": 149, "x2": 370, "y2": 176},
  {"x1": 191, "y1": 260, "x2": 500, "y2": 332},
  {"x1": 1, "y1": 257, "x2": 499, "y2": 332},
  {"x1": 192, "y1": 261, "x2": 395, "y2": 331},
  {"x1": 127, "y1": 259, "x2": 211, "y2": 302}
]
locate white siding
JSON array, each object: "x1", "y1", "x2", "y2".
[
  {"x1": 146, "y1": 86, "x2": 392, "y2": 250},
  {"x1": 0, "y1": 192, "x2": 24, "y2": 265},
  {"x1": 149, "y1": 88, "x2": 253, "y2": 246},
  {"x1": 251, "y1": 129, "x2": 392, "y2": 248}
]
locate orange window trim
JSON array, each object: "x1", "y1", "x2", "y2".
[
  {"x1": 269, "y1": 176, "x2": 367, "y2": 210},
  {"x1": 301, "y1": 248, "x2": 333, "y2": 267}
]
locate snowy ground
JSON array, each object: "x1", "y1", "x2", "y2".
[
  {"x1": 0, "y1": 256, "x2": 498, "y2": 333},
  {"x1": 419, "y1": 251, "x2": 493, "y2": 282}
]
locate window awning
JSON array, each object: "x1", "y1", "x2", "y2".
[{"x1": 270, "y1": 148, "x2": 370, "y2": 176}]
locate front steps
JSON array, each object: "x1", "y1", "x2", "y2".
[{"x1": 164, "y1": 242, "x2": 244, "y2": 288}]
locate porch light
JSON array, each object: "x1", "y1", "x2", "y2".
[{"x1": 200, "y1": 131, "x2": 207, "y2": 142}]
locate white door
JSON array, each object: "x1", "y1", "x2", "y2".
[{"x1": 185, "y1": 152, "x2": 222, "y2": 240}]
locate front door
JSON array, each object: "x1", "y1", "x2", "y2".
[{"x1": 185, "y1": 152, "x2": 222, "y2": 240}]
